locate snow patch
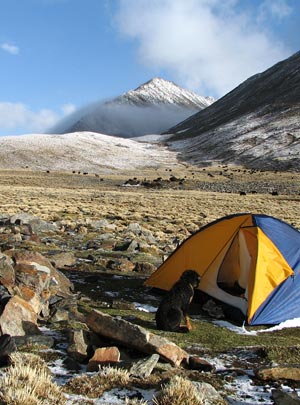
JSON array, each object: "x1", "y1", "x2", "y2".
[
  {"x1": 134, "y1": 302, "x2": 157, "y2": 312},
  {"x1": 213, "y1": 317, "x2": 300, "y2": 335}
]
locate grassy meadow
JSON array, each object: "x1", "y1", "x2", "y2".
[{"x1": 0, "y1": 167, "x2": 299, "y2": 231}]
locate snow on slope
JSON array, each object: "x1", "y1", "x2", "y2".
[
  {"x1": 0, "y1": 131, "x2": 181, "y2": 172},
  {"x1": 167, "y1": 52, "x2": 300, "y2": 171},
  {"x1": 168, "y1": 106, "x2": 300, "y2": 170}
]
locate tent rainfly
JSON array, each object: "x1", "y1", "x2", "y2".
[{"x1": 145, "y1": 213, "x2": 300, "y2": 325}]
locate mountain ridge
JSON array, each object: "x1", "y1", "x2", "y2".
[{"x1": 166, "y1": 51, "x2": 300, "y2": 171}]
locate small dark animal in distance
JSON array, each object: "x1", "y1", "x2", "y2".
[{"x1": 155, "y1": 269, "x2": 200, "y2": 332}]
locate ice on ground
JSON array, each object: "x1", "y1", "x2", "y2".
[
  {"x1": 214, "y1": 317, "x2": 300, "y2": 335},
  {"x1": 213, "y1": 321, "x2": 258, "y2": 335},
  {"x1": 258, "y1": 317, "x2": 300, "y2": 333},
  {"x1": 134, "y1": 302, "x2": 157, "y2": 312}
]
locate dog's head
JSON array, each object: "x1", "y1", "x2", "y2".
[{"x1": 180, "y1": 269, "x2": 201, "y2": 288}]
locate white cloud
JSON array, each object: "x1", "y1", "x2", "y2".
[
  {"x1": 0, "y1": 102, "x2": 76, "y2": 135},
  {"x1": 61, "y1": 103, "x2": 76, "y2": 115},
  {"x1": 258, "y1": 0, "x2": 293, "y2": 21},
  {"x1": 1, "y1": 42, "x2": 19, "y2": 55},
  {"x1": 115, "y1": 0, "x2": 292, "y2": 97}
]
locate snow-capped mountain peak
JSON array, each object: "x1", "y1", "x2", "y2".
[
  {"x1": 118, "y1": 77, "x2": 214, "y2": 108},
  {"x1": 49, "y1": 78, "x2": 214, "y2": 137}
]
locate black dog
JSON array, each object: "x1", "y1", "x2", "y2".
[{"x1": 155, "y1": 270, "x2": 201, "y2": 332}]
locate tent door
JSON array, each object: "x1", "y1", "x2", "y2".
[{"x1": 217, "y1": 229, "x2": 252, "y2": 298}]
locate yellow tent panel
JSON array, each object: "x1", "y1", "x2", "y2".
[{"x1": 246, "y1": 227, "x2": 293, "y2": 322}]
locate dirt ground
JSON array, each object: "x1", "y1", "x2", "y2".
[{"x1": 0, "y1": 167, "x2": 299, "y2": 230}]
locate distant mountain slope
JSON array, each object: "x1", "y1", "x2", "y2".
[
  {"x1": 50, "y1": 78, "x2": 214, "y2": 138},
  {"x1": 166, "y1": 52, "x2": 300, "y2": 171},
  {"x1": 0, "y1": 131, "x2": 181, "y2": 172}
]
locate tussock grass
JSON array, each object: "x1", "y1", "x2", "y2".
[
  {"x1": 65, "y1": 365, "x2": 130, "y2": 398},
  {"x1": 153, "y1": 375, "x2": 202, "y2": 405},
  {"x1": 0, "y1": 352, "x2": 65, "y2": 405},
  {"x1": 153, "y1": 376, "x2": 225, "y2": 405}
]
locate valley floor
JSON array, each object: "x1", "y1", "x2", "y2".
[{"x1": 0, "y1": 167, "x2": 299, "y2": 231}]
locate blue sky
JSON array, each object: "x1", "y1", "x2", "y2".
[{"x1": 0, "y1": 0, "x2": 299, "y2": 136}]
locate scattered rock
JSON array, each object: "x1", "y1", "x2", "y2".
[
  {"x1": 271, "y1": 388, "x2": 300, "y2": 404},
  {"x1": 0, "y1": 253, "x2": 15, "y2": 292},
  {"x1": 48, "y1": 251, "x2": 77, "y2": 268},
  {"x1": 9, "y1": 213, "x2": 57, "y2": 233},
  {"x1": 13, "y1": 250, "x2": 73, "y2": 298},
  {"x1": 126, "y1": 223, "x2": 142, "y2": 235},
  {"x1": 107, "y1": 258, "x2": 135, "y2": 272},
  {"x1": 194, "y1": 381, "x2": 227, "y2": 404},
  {"x1": 67, "y1": 329, "x2": 90, "y2": 362},
  {"x1": 188, "y1": 355, "x2": 216, "y2": 372},
  {"x1": 129, "y1": 353, "x2": 160, "y2": 378},
  {"x1": 87, "y1": 346, "x2": 120, "y2": 371},
  {"x1": 0, "y1": 334, "x2": 17, "y2": 366},
  {"x1": 255, "y1": 365, "x2": 300, "y2": 381},
  {"x1": 133, "y1": 262, "x2": 156, "y2": 274},
  {"x1": 86, "y1": 309, "x2": 188, "y2": 366},
  {"x1": 50, "y1": 307, "x2": 70, "y2": 322},
  {"x1": 0, "y1": 295, "x2": 39, "y2": 336}
]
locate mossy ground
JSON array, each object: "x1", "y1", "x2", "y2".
[{"x1": 70, "y1": 269, "x2": 300, "y2": 367}]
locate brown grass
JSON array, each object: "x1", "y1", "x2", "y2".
[
  {"x1": 0, "y1": 352, "x2": 65, "y2": 405},
  {"x1": 153, "y1": 375, "x2": 226, "y2": 405},
  {"x1": 65, "y1": 365, "x2": 130, "y2": 398},
  {"x1": 0, "y1": 168, "x2": 298, "y2": 231}
]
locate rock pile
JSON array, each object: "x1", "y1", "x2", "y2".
[
  {"x1": 0, "y1": 213, "x2": 194, "y2": 370},
  {"x1": 0, "y1": 248, "x2": 73, "y2": 336}
]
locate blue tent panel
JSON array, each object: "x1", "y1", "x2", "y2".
[
  {"x1": 251, "y1": 274, "x2": 300, "y2": 325},
  {"x1": 254, "y1": 215, "x2": 300, "y2": 272}
]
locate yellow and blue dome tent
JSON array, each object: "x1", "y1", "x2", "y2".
[{"x1": 145, "y1": 213, "x2": 300, "y2": 325}]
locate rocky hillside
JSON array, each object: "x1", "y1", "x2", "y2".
[
  {"x1": 166, "y1": 51, "x2": 300, "y2": 171},
  {"x1": 50, "y1": 78, "x2": 214, "y2": 137}
]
